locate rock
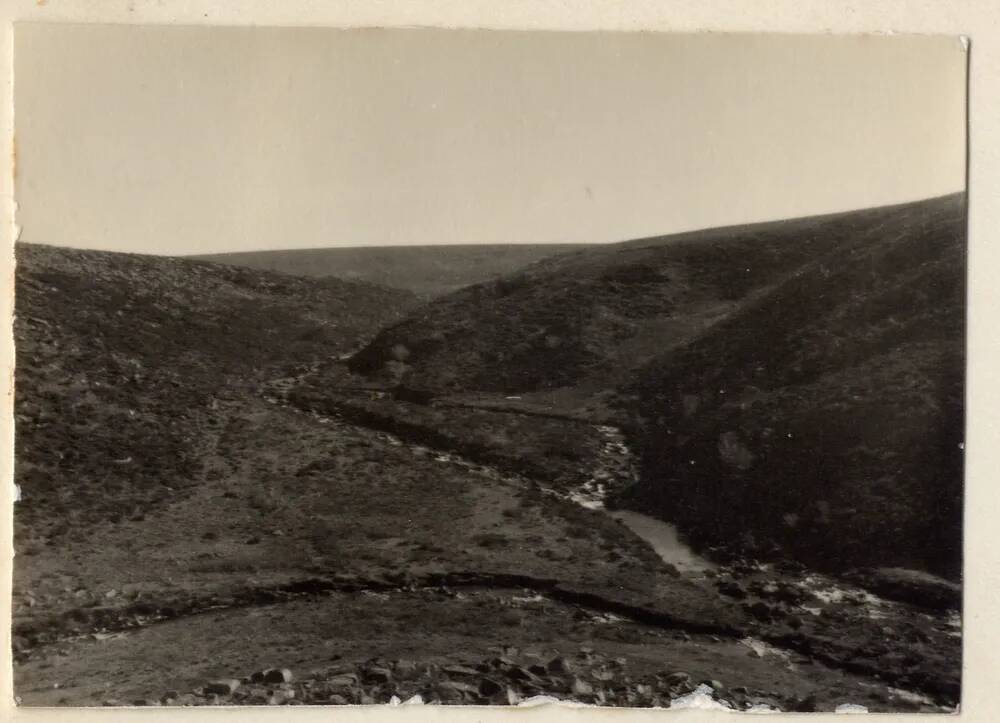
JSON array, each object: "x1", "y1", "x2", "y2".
[
  {"x1": 703, "y1": 679, "x2": 725, "y2": 695},
  {"x1": 791, "y1": 694, "x2": 819, "y2": 712},
  {"x1": 546, "y1": 656, "x2": 574, "y2": 675},
  {"x1": 204, "y1": 679, "x2": 241, "y2": 696},
  {"x1": 479, "y1": 678, "x2": 504, "y2": 697},
  {"x1": 394, "y1": 659, "x2": 421, "y2": 679},
  {"x1": 245, "y1": 536, "x2": 260, "y2": 545},
  {"x1": 326, "y1": 674, "x2": 360, "y2": 689},
  {"x1": 327, "y1": 694, "x2": 349, "y2": 705},
  {"x1": 506, "y1": 665, "x2": 536, "y2": 682},
  {"x1": 268, "y1": 689, "x2": 295, "y2": 704},
  {"x1": 160, "y1": 690, "x2": 179, "y2": 704},
  {"x1": 442, "y1": 664, "x2": 479, "y2": 677},
  {"x1": 745, "y1": 601, "x2": 775, "y2": 622},
  {"x1": 437, "y1": 680, "x2": 479, "y2": 702},
  {"x1": 664, "y1": 672, "x2": 690, "y2": 687},
  {"x1": 571, "y1": 678, "x2": 594, "y2": 696},
  {"x1": 717, "y1": 580, "x2": 747, "y2": 599},
  {"x1": 364, "y1": 666, "x2": 393, "y2": 684},
  {"x1": 263, "y1": 668, "x2": 293, "y2": 684},
  {"x1": 846, "y1": 567, "x2": 961, "y2": 612}
]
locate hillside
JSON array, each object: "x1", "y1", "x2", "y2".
[
  {"x1": 622, "y1": 193, "x2": 966, "y2": 579},
  {"x1": 12, "y1": 223, "x2": 964, "y2": 710},
  {"x1": 347, "y1": 194, "x2": 966, "y2": 578},
  {"x1": 195, "y1": 244, "x2": 588, "y2": 297},
  {"x1": 13, "y1": 243, "x2": 416, "y2": 546},
  {"x1": 348, "y1": 198, "x2": 956, "y2": 404}
]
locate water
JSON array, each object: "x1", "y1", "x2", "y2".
[
  {"x1": 608, "y1": 510, "x2": 713, "y2": 573},
  {"x1": 584, "y1": 425, "x2": 713, "y2": 573}
]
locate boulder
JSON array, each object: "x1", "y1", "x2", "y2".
[
  {"x1": 442, "y1": 664, "x2": 480, "y2": 677},
  {"x1": 479, "y1": 678, "x2": 504, "y2": 697},
  {"x1": 846, "y1": 567, "x2": 961, "y2": 612},
  {"x1": 664, "y1": 672, "x2": 690, "y2": 687},
  {"x1": 393, "y1": 659, "x2": 421, "y2": 679},
  {"x1": 204, "y1": 679, "x2": 241, "y2": 696},
  {"x1": 263, "y1": 668, "x2": 294, "y2": 684},
  {"x1": 571, "y1": 678, "x2": 594, "y2": 697},
  {"x1": 546, "y1": 656, "x2": 574, "y2": 675},
  {"x1": 364, "y1": 666, "x2": 393, "y2": 684}
]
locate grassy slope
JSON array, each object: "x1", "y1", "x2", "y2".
[
  {"x1": 13, "y1": 242, "x2": 722, "y2": 656},
  {"x1": 622, "y1": 193, "x2": 966, "y2": 579},
  {"x1": 13, "y1": 243, "x2": 416, "y2": 545},
  {"x1": 195, "y1": 244, "x2": 588, "y2": 297},
  {"x1": 348, "y1": 201, "x2": 944, "y2": 400}
]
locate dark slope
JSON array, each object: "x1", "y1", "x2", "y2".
[
  {"x1": 349, "y1": 197, "x2": 960, "y2": 402},
  {"x1": 13, "y1": 244, "x2": 416, "y2": 543},
  {"x1": 348, "y1": 194, "x2": 966, "y2": 577},
  {"x1": 622, "y1": 193, "x2": 966, "y2": 579},
  {"x1": 195, "y1": 244, "x2": 589, "y2": 297}
]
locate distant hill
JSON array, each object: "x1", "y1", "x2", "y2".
[
  {"x1": 348, "y1": 194, "x2": 967, "y2": 577},
  {"x1": 349, "y1": 200, "x2": 951, "y2": 397},
  {"x1": 13, "y1": 244, "x2": 415, "y2": 543},
  {"x1": 195, "y1": 244, "x2": 589, "y2": 297}
]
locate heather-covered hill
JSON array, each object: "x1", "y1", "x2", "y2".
[
  {"x1": 348, "y1": 198, "x2": 956, "y2": 405},
  {"x1": 13, "y1": 244, "x2": 416, "y2": 543},
  {"x1": 195, "y1": 244, "x2": 588, "y2": 297},
  {"x1": 621, "y1": 193, "x2": 966, "y2": 579},
  {"x1": 346, "y1": 194, "x2": 966, "y2": 578}
]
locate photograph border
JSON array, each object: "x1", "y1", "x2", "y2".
[{"x1": 1, "y1": 2, "x2": 996, "y2": 722}]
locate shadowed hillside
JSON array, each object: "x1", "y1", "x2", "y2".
[
  {"x1": 195, "y1": 244, "x2": 589, "y2": 297},
  {"x1": 347, "y1": 194, "x2": 966, "y2": 578},
  {"x1": 621, "y1": 193, "x2": 966, "y2": 579},
  {"x1": 349, "y1": 198, "x2": 958, "y2": 402},
  {"x1": 13, "y1": 244, "x2": 416, "y2": 545}
]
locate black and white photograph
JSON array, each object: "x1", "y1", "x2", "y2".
[{"x1": 9, "y1": 24, "x2": 967, "y2": 712}]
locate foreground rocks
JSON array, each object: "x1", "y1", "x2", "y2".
[{"x1": 150, "y1": 648, "x2": 787, "y2": 709}]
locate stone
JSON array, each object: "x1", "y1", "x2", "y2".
[
  {"x1": 326, "y1": 674, "x2": 360, "y2": 689},
  {"x1": 845, "y1": 567, "x2": 961, "y2": 612},
  {"x1": 394, "y1": 659, "x2": 421, "y2": 679},
  {"x1": 702, "y1": 679, "x2": 725, "y2": 695},
  {"x1": 506, "y1": 665, "x2": 536, "y2": 681},
  {"x1": 546, "y1": 656, "x2": 574, "y2": 675},
  {"x1": 437, "y1": 680, "x2": 478, "y2": 703},
  {"x1": 263, "y1": 668, "x2": 293, "y2": 684},
  {"x1": 204, "y1": 679, "x2": 241, "y2": 696},
  {"x1": 364, "y1": 666, "x2": 392, "y2": 684},
  {"x1": 571, "y1": 678, "x2": 594, "y2": 696},
  {"x1": 717, "y1": 580, "x2": 747, "y2": 599},
  {"x1": 442, "y1": 664, "x2": 480, "y2": 677},
  {"x1": 327, "y1": 694, "x2": 349, "y2": 705},
  {"x1": 479, "y1": 678, "x2": 504, "y2": 697},
  {"x1": 664, "y1": 672, "x2": 690, "y2": 687}
]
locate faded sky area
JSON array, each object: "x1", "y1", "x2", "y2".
[{"x1": 14, "y1": 25, "x2": 967, "y2": 255}]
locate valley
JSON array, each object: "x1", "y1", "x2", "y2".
[{"x1": 11, "y1": 195, "x2": 965, "y2": 711}]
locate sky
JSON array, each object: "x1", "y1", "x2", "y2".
[{"x1": 14, "y1": 25, "x2": 967, "y2": 255}]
